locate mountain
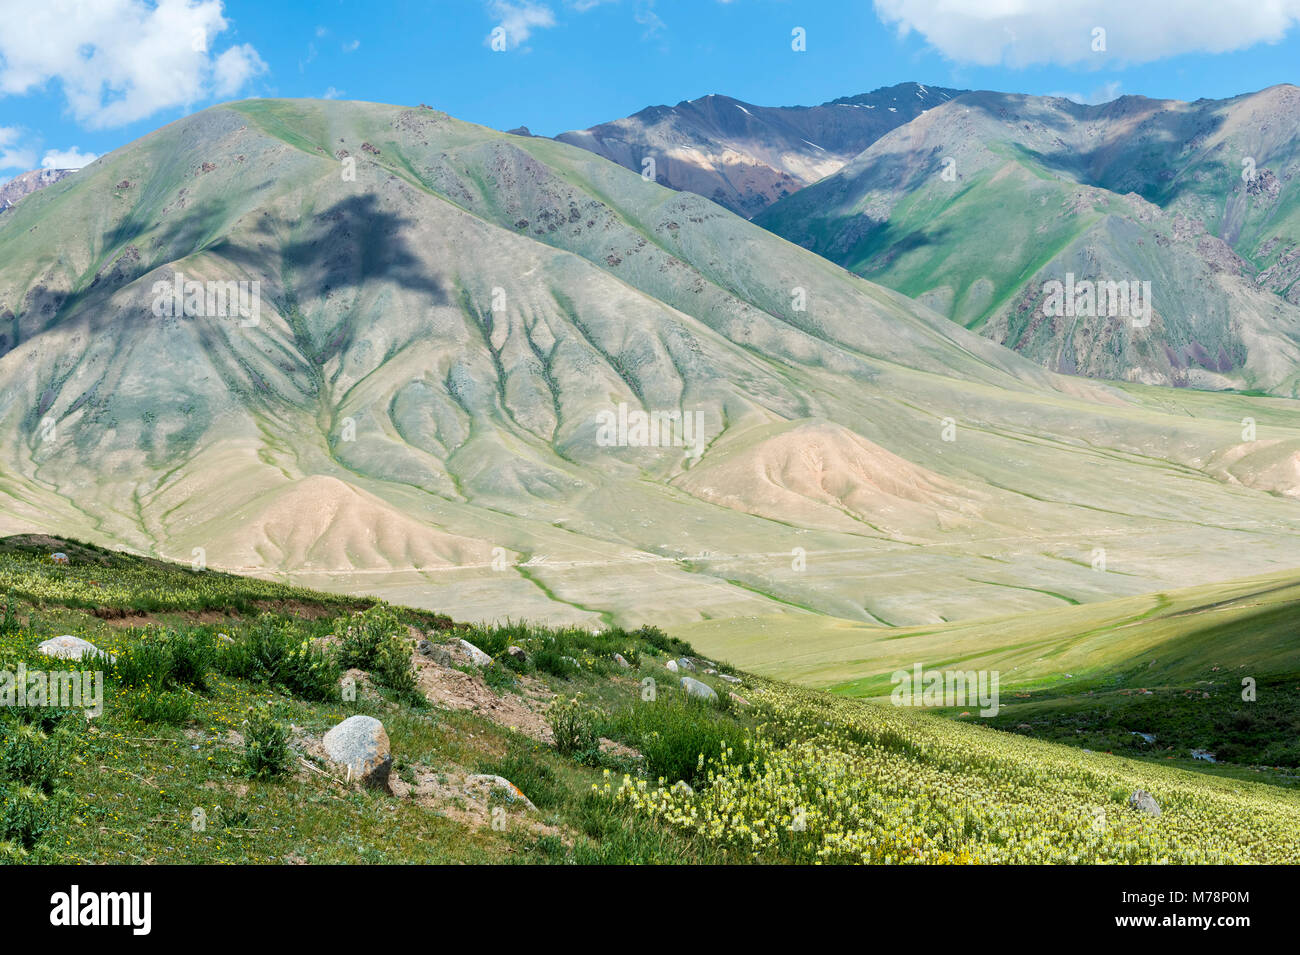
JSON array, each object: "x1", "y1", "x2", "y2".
[
  {"x1": 757, "y1": 86, "x2": 1300, "y2": 397},
  {"x1": 0, "y1": 97, "x2": 1297, "y2": 635},
  {"x1": 555, "y1": 83, "x2": 965, "y2": 217},
  {"x1": 0, "y1": 168, "x2": 77, "y2": 213}
]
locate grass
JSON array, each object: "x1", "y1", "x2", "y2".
[{"x1": 2, "y1": 534, "x2": 1298, "y2": 864}]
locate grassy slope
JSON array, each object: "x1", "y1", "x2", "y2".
[
  {"x1": 679, "y1": 567, "x2": 1300, "y2": 778},
  {"x1": 2, "y1": 535, "x2": 1298, "y2": 864}
]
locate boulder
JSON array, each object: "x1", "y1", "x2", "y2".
[
  {"x1": 418, "y1": 640, "x2": 454, "y2": 667},
  {"x1": 457, "y1": 638, "x2": 493, "y2": 668},
  {"x1": 1129, "y1": 790, "x2": 1161, "y2": 817},
  {"x1": 680, "y1": 676, "x2": 717, "y2": 702},
  {"x1": 676, "y1": 657, "x2": 696, "y2": 671},
  {"x1": 323, "y1": 715, "x2": 392, "y2": 790},
  {"x1": 613, "y1": 652, "x2": 631, "y2": 668},
  {"x1": 664, "y1": 659, "x2": 679, "y2": 673},
  {"x1": 37, "y1": 635, "x2": 111, "y2": 662},
  {"x1": 465, "y1": 774, "x2": 536, "y2": 810}
]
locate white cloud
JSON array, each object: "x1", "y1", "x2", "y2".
[
  {"x1": 342, "y1": 39, "x2": 361, "y2": 52},
  {"x1": 0, "y1": 127, "x2": 35, "y2": 171},
  {"x1": 213, "y1": 44, "x2": 268, "y2": 97},
  {"x1": 873, "y1": 0, "x2": 1300, "y2": 67},
  {"x1": 486, "y1": 1, "x2": 557, "y2": 49},
  {"x1": 321, "y1": 87, "x2": 345, "y2": 100},
  {"x1": 1048, "y1": 80, "x2": 1124, "y2": 105},
  {"x1": 41, "y1": 147, "x2": 99, "y2": 169},
  {"x1": 635, "y1": 0, "x2": 665, "y2": 38},
  {"x1": 0, "y1": 0, "x2": 269, "y2": 128}
]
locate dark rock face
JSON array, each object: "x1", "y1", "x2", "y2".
[{"x1": 555, "y1": 83, "x2": 966, "y2": 218}]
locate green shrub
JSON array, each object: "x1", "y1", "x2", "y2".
[
  {"x1": 163, "y1": 628, "x2": 214, "y2": 691},
  {"x1": 534, "y1": 638, "x2": 580, "y2": 678},
  {"x1": 0, "y1": 595, "x2": 19, "y2": 636},
  {"x1": 548, "y1": 694, "x2": 601, "y2": 764},
  {"x1": 338, "y1": 605, "x2": 416, "y2": 695},
  {"x1": 340, "y1": 604, "x2": 403, "y2": 669},
  {"x1": 605, "y1": 697, "x2": 751, "y2": 787},
  {"x1": 216, "y1": 615, "x2": 341, "y2": 701},
  {"x1": 110, "y1": 638, "x2": 174, "y2": 689},
  {"x1": 124, "y1": 686, "x2": 193, "y2": 725},
  {"x1": 633, "y1": 624, "x2": 693, "y2": 659},
  {"x1": 0, "y1": 785, "x2": 50, "y2": 851},
  {"x1": 0, "y1": 710, "x2": 76, "y2": 854},
  {"x1": 482, "y1": 662, "x2": 518, "y2": 692},
  {"x1": 242, "y1": 707, "x2": 291, "y2": 779}
]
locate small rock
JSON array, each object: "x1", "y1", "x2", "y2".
[
  {"x1": 322, "y1": 715, "x2": 392, "y2": 790},
  {"x1": 465, "y1": 774, "x2": 536, "y2": 810},
  {"x1": 728, "y1": 692, "x2": 750, "y2": 706},
  {"x1": 419, "y1": 640, "x2": 454, "y2": 667},
  {"x1": 718, "y1": 673, "x2": 742, "y2": 684},
  {"x1": 1129, "y1": 790, "x2": 1161, "y2": 817},
  {"x1": 507, "y1": 645, "x2": 528, "y2": 662},
  {"x1": 37, "y1": 635, "x2": 111, "y2": 662},
  {"x1": 664, "y1": 659, "x2": 679, "y2": 673},
  {"x1": 1131, "y1": 732, "x2": 1156, "y2": 744},
  {"x1": 1191, "y1": 748, "x2": 1217, "y2": 763},
  {"x1": 676, "y1": 657, "x2": 696, "y2": 671},
  {"x1": 216, "y1": 632, "x2": 235, "y2": 646},
  {"x1": 680, "y1": 676, "x2": 717, "y2": 702},
  {"x1": 49, "y1": 552, "x2": 69, "y2": 565},
  {"x1": 704, "y1": 667, "x2": 717, "y2": 675},
  {"x1": 613, "y1": 652, "x2": 630, "y2": 668},
  {"x1": 457, "y1": 639, "x2": 493, "y2": 667}
]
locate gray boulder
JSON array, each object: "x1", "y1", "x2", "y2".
[
  {"x1": 676, "y1": 657, "x2": 697, "y2": 671},
  {"x1": 613, "y1": 652, "x2": 631, "y2": 668},
  {"x1": 37, "y1": 635, "x2": 112, "y2": 662},
  {"x1": 680, "y1": 676, "x2": 717, "y2": 702},
  {"x1": 418, "y1": 640, "x2": 454, "y2": 667},
  {"x1": 465, "y1": 774, "x2": 536, "y2": 810},
  {"x1": 1129, "y1": 790, "x2": 1161, "y2": 817},
  {"x1": 323, "y1": 715, "x2": 392, "y2": 790},
  {"x1": 457, "y1": 638, "x2": 493, "y2": 667}
]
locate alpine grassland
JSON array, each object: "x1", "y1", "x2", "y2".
[{"x1": 1, "y1": 535, "x2": 1296, "y2": 864}]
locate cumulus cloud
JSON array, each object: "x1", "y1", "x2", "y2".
[
  {"x1": 0, "y1": 127, "x2": 35, "y2": 171},
  {"x1": 41, "y1": 147, "x2": 99, "y2": 169},
  {"x1": 0, "y1": 0, "x2": 268, "y2": 128},
  {"x1": 486, "y1": 1, "x2": 557, "y2": 49},
  {"x1": 1048, "y1": 80, "x2": 1124, "y2": 105},
  {"x1": 873, "y1": 0, "x2": 1300, "y2": 67}
]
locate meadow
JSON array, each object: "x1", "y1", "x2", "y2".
[{"x1": 2, "y1": 535, "x2": 1297, "y2": 864}]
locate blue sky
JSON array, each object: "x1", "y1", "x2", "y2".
[{"x1": 2, "y1": 0, "x2": 1300, "y2": 177}]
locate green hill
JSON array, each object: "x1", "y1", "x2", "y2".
[{"x1": 1, "y1": 535, "x2": 1298, "y2": 864}]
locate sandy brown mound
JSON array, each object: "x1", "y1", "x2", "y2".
[
  {"x1": 203, "y1": 475, "x2": 493, "y2": 572},
  {"x1": 1206, "y1": 439, "x2": 1300, "y2": 498},
  {"x1": 673, "y1": 420, "x2": 989, "y2": 537}
]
